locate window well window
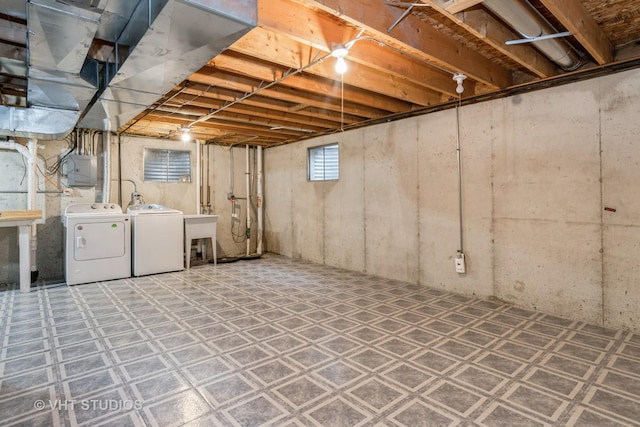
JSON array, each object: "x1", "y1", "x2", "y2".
[
  {"x1": 143, "y1": 148, "x2": 191, "y2": 183},
  {"x1": 308, "y1": 143, "x2": 339, "y2": 181}
]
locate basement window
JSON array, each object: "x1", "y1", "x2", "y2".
[
  {"x1": 143, "y1": 148, "x2": 191, "y2": 183},
  {"x1": 308, "y1": 143, "x2": 339, "y2": 181}
]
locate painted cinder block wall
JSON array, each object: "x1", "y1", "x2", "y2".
[{"x1": 263, "y1": 67, "x2": 640, "y2": 331}]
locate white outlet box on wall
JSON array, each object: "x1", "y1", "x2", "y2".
[{"x1": 455, "y1": 252, "x2": 466, "y2": 274}]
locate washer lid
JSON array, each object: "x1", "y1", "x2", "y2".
[{"x1": 127, "y1": 203, "x2": 183, "y2": 215}]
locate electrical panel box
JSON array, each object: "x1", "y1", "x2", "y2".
[{"x1": 66, "y1": 154, "x2": 97, "y2": 187}]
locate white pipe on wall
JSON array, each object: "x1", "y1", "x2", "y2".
[
  {"x1": 256, "y1": 145, "x2": 263, "y2": 255},
  {"x1": 199, "y1": 141, "x2": 204, "y2": 213},
  {"x1": 195, "y1": 139, "x2": 201, "y2": 214},
  {"x1": 229, "y1": 148, "x2": 234, "y2": 198},
  {"x1": 245, "y1": 144, "x2": 251, "y2": 256},
  {"x1": 102, "y1": 129, "x2": 111, "y2": 203},
  {"x1": 0, "y1": 140, "x2": 31, "y2": 159}
]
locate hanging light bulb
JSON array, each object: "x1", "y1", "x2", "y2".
[
  {"x1": 180, "y1": 126, "x2": 191, "y2": 142},
  {"x1": 453, "y1": 73, "x2": 467, "y2": 94},
  {"x1": 331, "y1": 44, "x2": 349, "y2": 74}
]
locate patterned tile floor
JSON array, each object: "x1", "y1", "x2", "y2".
[{"x1": 1, "y1": 254, "x2": 640, "y2": 426}]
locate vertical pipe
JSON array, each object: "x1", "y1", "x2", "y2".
[
  {"x1": 456, "y1": 103, "x2": 463, "y2": 253},
  {"x1": 195, "y1": 139, "x2": 201, "y2": 214},
  {"x1": 102, "y1": 130, "x2": 111, "y2": 203},
  {"x1": 117, "y1": 133, "x2": 122, "y2": 207},
  {"x1": 245, "y1": 144, "x2": 250, "y2": 256},
  {"x1": 206, "y1": 144, "x2": 211, "y2": 213},
  {"x1": 256, "y1": 145, "x2": 263, "y2": 255},
  {"x1": 147, "y1": 0, "x2": 154, "y2": 30},
  {"x1": 199, "y1": 141, "x2": 204, "y2": 213},
  {"x1": 229, "y1": 148, "x2": 234, "y2": 198}
]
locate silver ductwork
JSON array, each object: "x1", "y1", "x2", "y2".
[
  {"x1": 80, "y1": 0, "x2": 257, "y2": 130},
  {"x1": 0, "y1": 0, "x2": 101, "y2": 138},
  {"x1": 0, "y1": 0, "x2": 257, "y2": 138},
  {"x1": 0, "y1": 105, "x2": 79, "y2": 139},
  {"x1": 483, "y1": 0, "x2": 580, "y2": 70}
]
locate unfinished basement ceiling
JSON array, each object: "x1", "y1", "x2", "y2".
[{"x1": 2, "y1": 0, "x2": 640, "y2": 146}]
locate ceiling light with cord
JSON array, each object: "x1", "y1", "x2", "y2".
[
  {"x1": 331, "y1": 44, "x2": 349, "y2": 74},
  {"x1": 453, "y1": 73, "x2": 467, "y2": 95}
]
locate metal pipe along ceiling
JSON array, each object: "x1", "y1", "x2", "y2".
[{"x1": 483, "y1": 0, "x2": 581, "y2": 70}]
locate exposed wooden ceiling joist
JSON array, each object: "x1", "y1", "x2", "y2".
[
  {"x1": 538, "y1": 0, "x2": 614, "y2": 65},
  {"x1": 294, "y1": 0, "x2": 512, "y2": 88},
  {"x1": 2, "y1": 0, "x2": 639, "y2": 145}
]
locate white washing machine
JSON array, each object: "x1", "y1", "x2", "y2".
[
  {"x1": 63, "y1": 203, "x2": 131, "y2": 286},
  {"x1": 127, "y1": 204, "x2": 184, "y2": 276}
]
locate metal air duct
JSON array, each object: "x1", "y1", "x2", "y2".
[
  {"x1": 1, "y1": 0, "x2": 257, "y2": 137},
  {"x1": 0, "y1": 0, "x2": 103, "y2": 139},
  {"x1": 483, "y1": 0, "x2": 580, "y2": 70},
  {"x1": 0, "y1": 106, "x2": 79, "y2": 139},
  {"x1": 79, "y1": 0, "x2": 257, "y2": 130}
]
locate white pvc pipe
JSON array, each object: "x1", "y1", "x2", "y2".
[
  {"x1": 245, "y1": 144, "x2": 250, "y2": 256},
  {"x1": 229, "y1": 148, "x2": 234, "y2": 198},
  {"x1": 256, "y1": 146, "x2": 263, "y2": 255},
  {"x1": 102, "y1": 130, "x2": 111, "y2": 203},
  {"x1": 0, "y1": 140, "x2": 31, "y2": 159},
  {"x1": 195, "y1": 139, "x2": 201, "y2": 214}
]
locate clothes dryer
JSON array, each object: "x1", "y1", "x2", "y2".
[{"x1": 63, "y1": 203, "x2": 131, "y2": 285}]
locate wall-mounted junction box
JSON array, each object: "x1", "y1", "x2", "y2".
[
  {"x1": 455, "y1": 252, "x2": 466, "y2": 274},
  {"x1": 66, "y1": 154, "x2": 97, "y2": 187}
]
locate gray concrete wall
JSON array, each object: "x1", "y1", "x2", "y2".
[
  {"x1": 418, "y1": 103, "x2": 494, "y2": 298},
  {"x1": 263, "y1": 68, "x2": 640, "y2": 331},
  {"x1": 492, "y1": 84, "x2": 603, "y2": 324},
  {"x1": 600, "y1": 72, "x2": 640, "y2": 330},
  {"x1": 363, "y1": 122, "x2": 420, "y2": 284},
  {"x1": 2, "y1": 68, "x2": 638, "y2": 331}
]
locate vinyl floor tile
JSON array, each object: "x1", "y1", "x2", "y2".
[{"x1": 1, "y1": 254, "x2": 639, "y2": 426}]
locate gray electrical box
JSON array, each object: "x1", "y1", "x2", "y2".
[{"x1": 67, "y1": 154, "x2": 97, "y2": 187}]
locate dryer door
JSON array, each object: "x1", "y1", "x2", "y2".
[{"x1": 74, "y1": 220, "x2": 127, "y2": 261}]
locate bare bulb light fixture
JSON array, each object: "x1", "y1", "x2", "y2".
[
  {"x1": 453, "y1": 73, "x2": 467, "y2": 94},
  {"x1": 331, "y1": 44, "x2": 349, "y2": 74},
  {"x1": 180, "y1": 126, "x2": 191, "y2": 142}
]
